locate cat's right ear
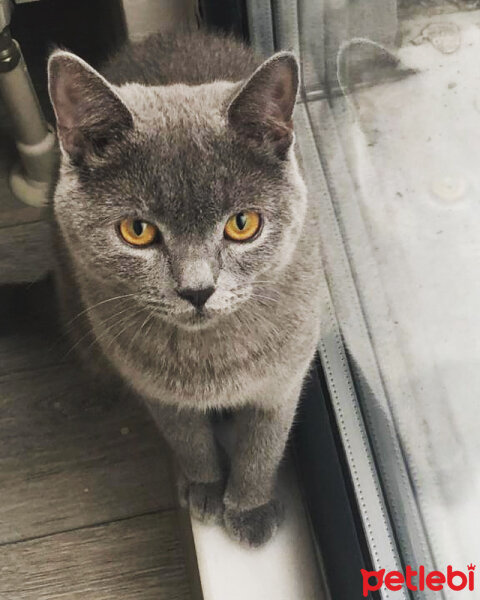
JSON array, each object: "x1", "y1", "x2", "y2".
[
  {"x1": 227, "y1": 52, "x2": 299, "y2": 160},
  {"x1": 48, "y1": 50, "x2": 134, "y2": 164}
]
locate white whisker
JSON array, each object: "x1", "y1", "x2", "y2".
[{"x1": 63, "y1": 293, "x2": 139, "y2": 328}]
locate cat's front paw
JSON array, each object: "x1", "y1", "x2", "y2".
[
  {"x1": 223, "y1": 499, "x2": 284, "y2": 547},
  {"x1": 179, "y1": 478, "x2": 225, "y2": 524}
]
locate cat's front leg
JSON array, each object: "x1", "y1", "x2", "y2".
[
  {"x1": 145, "y1": 401, "x2": 226, "y2": 523},
  {"x1": 223, "y1": 390, "x2": 299, "y2": 547}
]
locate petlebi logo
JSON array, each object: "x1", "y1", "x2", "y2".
[{"x1": 361, "y1": 564, "x2": 476, "y2": 596}]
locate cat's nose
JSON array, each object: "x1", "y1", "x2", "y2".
[{"x1": 177, "y1": 286, "x2": 215, "y2": 309}]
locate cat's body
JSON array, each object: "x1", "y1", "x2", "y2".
[{"x1": 49, "y1": 30, "x2": 321, "y2": 546}]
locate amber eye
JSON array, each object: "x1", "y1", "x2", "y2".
[
  {"x1": 118, "y1": 218, "x2": 158, "y2": 247},
  {"x1": 224, "y1": 211, "x2": 262, "y2": 242}
]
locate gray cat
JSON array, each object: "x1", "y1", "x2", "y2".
[{"x1": 48, "y1": 29, "x2": 322, "y2": 547}]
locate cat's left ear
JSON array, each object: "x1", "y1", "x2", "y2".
[
  {"x1": 48, "y1": 50, "x2": 134, "y2": 164},
  {"x1": 227, "y1": 52, "x2": 299, "y2": 159}
]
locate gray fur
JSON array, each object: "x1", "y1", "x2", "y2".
[{"x1": 48, "y1": 30, "x2": 321, "y2": 547}]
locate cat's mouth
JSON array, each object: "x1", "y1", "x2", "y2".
[
  {"x1": 165, "y1": 295, "x2": 246, "y2": 329},
  {"x1": 190, "y1": 308, "x2": 209, "y2": 323},
  {"x1": 170, "y1": 307, "x2": 218, "y2": 330}
]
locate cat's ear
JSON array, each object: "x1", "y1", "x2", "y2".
[
  {"x1": 48, "y1": 50, "x2": 134, "y2": 163},
  {"x1": 227, "y1": 52, "x2": 299, "y2": 159}
]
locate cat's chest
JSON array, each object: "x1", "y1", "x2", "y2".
[
  {"x1": 100, "y1": 306, "x2": 313, "y2": 409},
  {"x1": 117, "y1": 320, "x2": 276, "y2": 407}
]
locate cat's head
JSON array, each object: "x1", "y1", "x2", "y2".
[{"x1": 48, "y1": 48, "x2": 307, "y2": 329}]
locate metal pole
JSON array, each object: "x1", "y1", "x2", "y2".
[{"x1": 0, "y1": 0, "x2": 57, "y2": 206}]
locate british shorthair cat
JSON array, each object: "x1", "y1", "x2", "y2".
[{"x1": 48, "y1": 29, "x2": 321, "y2": 547}]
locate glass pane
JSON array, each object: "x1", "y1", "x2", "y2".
[
  {"x1": 326, "y1": 0, "x2": 480, "y2": 594},
  {"x1": 249, "y1": 0, "x2": 480, "y2": 595}
]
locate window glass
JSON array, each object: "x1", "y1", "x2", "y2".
[{"x1": 248, "y1": 0, "x2": 480, "y2": 593}]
